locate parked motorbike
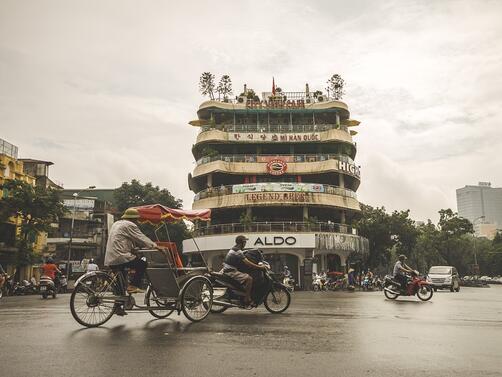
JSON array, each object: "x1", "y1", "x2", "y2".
[
  {"x1": 11, "y1": 279, "x2": 37, "y2": 295},
  {"x1": 39, "y1": 275, "x2": 57, "y2": 299},
  {"x1": 383, "y1": 271, "x2": 433, "y2": 301},
  {"x1": 209, "y1": 249, "x2": 291, "y2": 314},
  {"x1": 362, "y1": 277, "x2": 374, "y2": 291},
  {"x1": 282, "y1": 276, "x2": 295, "y2": 292},
  {"x1": 313, "y1": 275, "x2": 327, "y2": 291}
]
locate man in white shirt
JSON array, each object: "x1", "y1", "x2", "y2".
[{"x1": 86, "y1": 259, "x2": 99, "y2": 272}]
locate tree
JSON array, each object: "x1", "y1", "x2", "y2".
[
  {"x1": 199, "y1": 72, "x2": 215, "y2": 100},
  {"x1": 326, "y1": 74, "x2": 345, "y2": 100},
  {"x1": 113, "y1": 180, "x2": 187, "y2": 248},
  {"x1": 216, "y1": 75, "x2": 233, "y2": 101},
  {"x1": 0, "y1": 179, "x2": 66, "y2": 266}
]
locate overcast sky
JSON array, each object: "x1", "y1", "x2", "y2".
[{"x1": 1, "y1": 0, "x2": 501, "y2": 222}]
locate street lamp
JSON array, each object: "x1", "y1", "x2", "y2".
[
  {"x1": 472, "y1": 215, "x2": 485, "y2": 274},
  {"x1": 66, "y1": 186, "x2": 96, "y2": 276}
]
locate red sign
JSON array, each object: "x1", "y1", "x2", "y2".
[{"x1": 266, "y1": 159, "x2": 287, "y2": 175}]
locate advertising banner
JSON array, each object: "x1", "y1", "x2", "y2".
[
  {"x1": 232, "y1": 182, "x2": 325, "y2": 194},
  {"x1": 230, "y1": 132, "x2": 321, "y2": 143}
]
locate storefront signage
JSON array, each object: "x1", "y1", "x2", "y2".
[
  {"x1": 63, "y1": 199, "x2": 95, "y2": 210},
  {"x1": 266, "y1": 159, "x2": 287, "y2": 175},
  {"x1": 231, "y1": 132, "x2": 320, "y2": 143},
  {"x1": 233, "y1": 182, "x2": 324, "y2": 194},
  {"x1": 245, "y1": 192, "x2": 313, "y2": 203},
  {"x1": 254, "y1": 236, "x2": 296, "y2": 246},
  {"x1": 315, "y1": 234, "x2": 369, "y2": 254}
]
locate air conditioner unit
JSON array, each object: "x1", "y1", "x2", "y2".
[
  {"x1": 237, "y1": 96, "x2": 247, "y2": 104},
  {"x1": 317, "y1": 95, "x2": 325, "y2": 102}
]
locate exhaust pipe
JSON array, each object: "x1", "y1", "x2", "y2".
[
  {"x1": 384, "y1": 287, "x2": 400, "y2": 295},
  {"x1": 212, "y1": 300, "x2": 240, "y2": 308}
]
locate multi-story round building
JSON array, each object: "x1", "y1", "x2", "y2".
[{"x1": 183, "y1": 84, "x2": 368, "y2": 288}]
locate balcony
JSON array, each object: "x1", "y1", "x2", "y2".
[
  {"x1": 192, "y1": 221, "x2": 358, "y2": 237},
  {"x1": 196, "y1": 153, "x2": 355, "y2": 167},
  {"x1": 195, "y1": 183, "x2": 357, "y2": 201},
  {"x1": 200, "y1": 123, "x2": 348, "y2": 134}
]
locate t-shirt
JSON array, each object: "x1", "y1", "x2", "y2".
[
  {"x1": 223, "y1": 247, "x2": 246, "y2": 271},
  {"x1": 393, "y1": 261, "x2": 404, "y2": 276},
  {"x1": 42, "y1": 264, "x2": 58, "y2": 280},
  {"x1": 86, "y1": 263, "x2": 99, "y2": 272}
]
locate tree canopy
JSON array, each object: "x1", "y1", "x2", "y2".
[
  {"x1": 0, "y1": 179, "x2": 66, "y2": 266},
  {"x1": 199, "y1": 72, "x2": 215, "y2": 100}
]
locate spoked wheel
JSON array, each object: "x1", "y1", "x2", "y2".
[
  {"x1": 264, "y1": 286, "x2": 291, "y2": 314},
  {"x1": 180, "y1": 276, "x2": 213, "y2": 322},
  {"x1": 417, "y1": 285, "x2": 433, "y2": 301},
  {"x1": 70, "y1": 273, "x2": 119, "y2": 327},
  {"x1": 146, "y1": 287, "x2": 174, "y2": 319},
  {"x1": 384, "y1": 285, "x2": 399, "y2": 300}
]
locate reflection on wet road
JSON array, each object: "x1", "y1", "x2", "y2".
[{"x1": 1, "y1": 286, "x2": 501, "y2": 377}]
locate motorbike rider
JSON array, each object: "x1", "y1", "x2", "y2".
[
  {"x1": 221, "y1": 235, "x2": 267, "y2": 306},
  {"x1": 0, "y1": 263, "x2": 6, "y2": 289},
  {"x1": 41, "y1": 258, "x2": 61, "y2": 281},
  {"x1": 393, "y1": 254, "x2": 414, "y2": 291},
  {"x1": 104, "y1": 208, "x2": 162, "y2": 294},
  {"x1": 86, "y1": 259, "x2": 99, "y2": 272}
]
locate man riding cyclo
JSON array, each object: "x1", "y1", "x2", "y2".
[
  {"x1": 104, "y1": 208, "x2": 163, "y2": 297},
  {"x1": 221, "y1": 235, "x2": 267, "y2": 307},
  {"x1": 393, "y1": 254, "x2": 415, "y2": 292}
]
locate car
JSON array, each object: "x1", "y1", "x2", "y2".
[{"x1": 426, "y1": 266, "x2": 461, "y2": 292}]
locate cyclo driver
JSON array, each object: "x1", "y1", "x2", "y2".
[{"x1": 221, "y1": 235, "x2": 267, "y2": 306}]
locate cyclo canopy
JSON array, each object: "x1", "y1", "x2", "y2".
[{"x1": 131, "y1": 204, "x2": 211, "y2": 224}]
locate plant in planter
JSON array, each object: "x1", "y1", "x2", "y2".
[
  {"x1": 240, "y1": 211, "x2": 256, "y2": 231},
  {"x1": 216, "y1": 75, "x2": 233, "y2": 102}
]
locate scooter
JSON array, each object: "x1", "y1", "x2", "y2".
[
  {"x1": 209, "y1": 249, "x2": 291, "y2": 314},
  {"x1": 39, "y1": 275, "x2": 57, "y2": 299},
  {"x1": 283, "y1": 276, "x2": 295, "y2": 292},
  {"x1": 362, "y1": 276, "x2": 374, "y2": 291},
  {"x1": 383, "y1": 271, "x2": 433, "y2": 301}
]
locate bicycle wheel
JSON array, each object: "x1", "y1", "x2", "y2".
[
  {"x1": 146, "y1": 287, "x2": 174, "y2": 319},
  {"x1": 180, "y1": 276, "x2": 213, "y2": 322},
  {"x1": 264, "y1": 285, "x2": 291, "y2": 314},
  {"x1": 70, "y1": 273, "x2": 119, "y2": 327}
]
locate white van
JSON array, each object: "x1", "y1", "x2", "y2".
[{"x1": 426, "y1": 266, "x2": 461, "y2": 292}]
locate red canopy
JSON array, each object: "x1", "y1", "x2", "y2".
[{"x1": 133, "y1": 204, "x2": 211, "y2": 224}]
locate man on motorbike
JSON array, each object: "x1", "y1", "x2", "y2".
[
  {"x1": 393, "y1": 254, "x2": 414, "y2": 292},
  {"x1": 104, "y1": 208, "x2": 162, "y2": 294},
  {"x1": 221, "y1": 235, "x2": 267, "y2": 306}
]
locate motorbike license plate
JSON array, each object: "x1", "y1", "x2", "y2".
[{"x1": 40, "y1": 286, "x2": 46, "y2": 291}]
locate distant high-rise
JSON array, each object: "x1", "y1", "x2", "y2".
[{"x1": 456, "y1": 182, "x2": 502, "y2": 237}]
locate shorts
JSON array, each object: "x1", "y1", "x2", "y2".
[{"x1": 222, "y1": 268, "x2": 250, "y2": 285}]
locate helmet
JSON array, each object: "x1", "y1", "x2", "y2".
[
  {"x1": 122, "y1": 208, "x2": 140, "y2": 219},
  {"x1": 89, "y1": 259, "x2": 95, "y2": 264},
  {"x1": 47, "y1": 257, "x2": 54, "y2": 264},
  {"x1": 398, "y1": 254, "x2": 407, "y2": 261},
  {"x1": 284, "y1": 265, "x2": 289, "y2": 269},
  {"x1": 235, "y1": 235, "x2": 249, "y2": 244}
]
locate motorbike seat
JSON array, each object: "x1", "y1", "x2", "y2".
[{"x1": 210, "y1": 271, "x2": 245, "y2": 290}]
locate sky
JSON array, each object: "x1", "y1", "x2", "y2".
[{"x1": 1, "y1": 0, "x2": 501, "y2": 223}]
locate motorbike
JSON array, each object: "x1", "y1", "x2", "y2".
[
  {"x1": 362, "y1": 276, "x2": 374, "y2": 291},
  {"x1": 383, "y1": 270, "x2": 433, "y2": 301},
  {"x1": 39, "y1": 275, "x2": 57, "y2": 299},
  {"x1": 282, "y1": 276, "x2": 295, "y2": 292},
  {"x1": 11, "y1": 279, "x2": 37, "y2": 295},
  {"x1": 313, "y1": 275, "x2": 327, "y2": 291},
  {"x1": 209, "y1": 249, "x2": 291, "y2": 314}
]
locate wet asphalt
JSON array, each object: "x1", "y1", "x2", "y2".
[{"x1": 1, "y1": 286, "x2": 501, "y2": 377}]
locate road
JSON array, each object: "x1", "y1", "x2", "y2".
[{"x1": 1, "y1": 286, "x2": 501, "y2": 377}]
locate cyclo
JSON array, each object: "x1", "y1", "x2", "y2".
[{"x1": 70, "y1": 204, "x2": 213, "y2": 327}]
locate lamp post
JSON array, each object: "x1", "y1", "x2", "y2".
[
  {"x1": 66, "y1": 186, "x2": 96, "y2": 276},
  {"x1": 472, "y1": 215, "x2": 485, "y2": 275}
]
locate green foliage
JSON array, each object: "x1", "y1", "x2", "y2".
[
  {"x1": 355, "y1": 205, "x2": 501, "y2": 276},
  {"x1": 0, "y1": 179, "x2": 67, "y2": 266},
  {"x1": 326, "y1": 74, "x2": 345, "y2": 100},
  {"x1": 199, "y1": 72, "x2": 215, "y2": 100},
  {"x1": 216, "y1": 75, "x2": 233, "y2": 101},
  {"x1": 113, "y1": 179, "x2": 187, "y2": 248}
]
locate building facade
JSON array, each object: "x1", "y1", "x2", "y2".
[
  {"x1": 183, "y1": 85, "x2": 368, "y2": 288},
  {"x1": 457, "y1": 182, "x2": 502, "y2": 238}
]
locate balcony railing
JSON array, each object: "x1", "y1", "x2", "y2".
[
  {"x1": 196, "y1": 153, "x2": 355, "y2": 167},
  {"x1": 192, "y1": 221, "x2": 358, "y2": 237},
  {"x1": 194, "y1": 183, "x2": 357, "y2": 201},
  {"x1": 200, "y1": 123, "x2": 348, "y2": 134}
]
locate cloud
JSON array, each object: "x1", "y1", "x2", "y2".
[{"x1": 1, "y1": 0, "x2": 502, "y2": 221}]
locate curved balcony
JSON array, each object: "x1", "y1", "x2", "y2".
[
  {"x1": 192, "y1": 189, "x2": 360, "y2": 211},
  {"x1": 195, "y1": 128, "x2": 354, "y2": 146},
  {"x1": 199, "y1": 123, "x2": 349, "y2": 134},
  {"x1": 192, "y1": 221, "x2": 358, "y2": 237},
  {"x1": 194, "y1": 183, "x2": 357, "y2": 201},
  {"x1": 192, "y1": 154, "x2": 361, "y2": 180}
]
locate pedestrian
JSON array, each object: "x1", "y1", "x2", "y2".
[{"x1": 86, "y1": 259, "x2": 99, "y2": 272}]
